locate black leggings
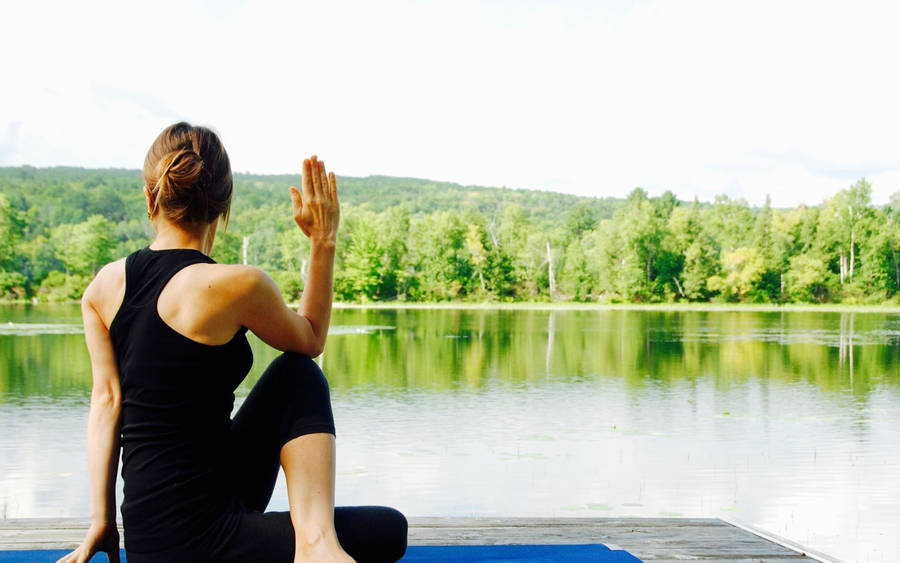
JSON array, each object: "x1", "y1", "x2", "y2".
[{"x1": 128, "y1": 353, "x2": 408, "y2": 563}]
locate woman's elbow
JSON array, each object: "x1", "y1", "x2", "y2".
[
  {"x1": 292, "y1": 326, "x2": 326, "y2": 357},
  {"x1": 90, "y1": 385, "x2": 121, "y2": 410},
  {"x1": 301, "y1": 341, "x2": 325, "y2": 358}
]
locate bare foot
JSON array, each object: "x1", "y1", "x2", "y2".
[{"x1": 294, "y1": 533, "x2": 355, "y2": 563}]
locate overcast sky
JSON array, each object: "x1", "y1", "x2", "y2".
[{"x1": 2, "y1": 0, "x2": 899, "y2": 207}]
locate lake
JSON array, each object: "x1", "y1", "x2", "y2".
[{"x1": 1, "y1": 305, "x2": 898, "y2": 562}]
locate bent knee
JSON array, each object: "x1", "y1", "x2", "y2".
[
  {"x1": 273, "y1": 351, "x2": 321, "y2": 372},
  {"x1": 385, "y1": 508, "x2": 408, "y2": 560},
  {"x1": 265, "y1": 352, "x2": 330, "y2": 393},
  {"x1": 335, "y1": 505, "x2": 408, "y2": 562},
  {"x1": 367, "y1": 506, "x2": 409, "y2": 561}
]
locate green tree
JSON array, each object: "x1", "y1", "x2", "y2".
[
  {"x1": 819, "y1": 178, "x2": 873, "y2": 287},
  {"x1": 407, "y1": 212, "x2": 470, "y2": 300},
  {"x1": 564, "y1": 202, "x2": 597, "y2": 241},
  {"x1": 751, "y1": 195, "x2": 791, "y2": 301},
  {"x1": 335, "y1": 210, "x2": 383, "y2": 301},
  {"x1": 607, "y1": 189, "x2": 665, "y2": 300},
  {"x1": 704, "y1": 195, "x2": 753, "y2": 253},
  {"x1": 884, "y1": 192, "x2": 900, "y2": 293},
  {"x1": 210, "y1": 229, "x2": 242, "y2": 265},
  {"x1": 377, "y1": 205, "x2": 411, "y2": 299},
  {"x1": 853, "y1": 208, "x2": 897, "y2": 298},
  {"x1": 496, "y1": 204, "x2": 530, "y2": 297},
  {"x1": 707, "y1": 247, "x2": 766, "y2": 301},
  {"x1": 464, "y1": 223, "x2": 488, "y2": 294},
  {"x1": 666, "y1": 200, "x2": 701, "y2": 299},
  {"x1": 681, "y1": 235, "x2": 719, "y2": 300},
  {"x1": 0, "y1": 271, "x2": 27, "y2": 300},
  {"x1": 0, "y1": 193, "x2": 26, "y2": 269},
  {"x1": 785, "y1": 254, "x2": 829, "y2": 302},
  {"x1": 50, "y1": 215, "x2": 115, "y2": 276},
  {"x1": 653, "y1": 190, "x2": 679, "y2": 221}
]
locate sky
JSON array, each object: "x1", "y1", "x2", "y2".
[{"x1": 2, "y1": 0, "x2": 900, "y2": 208}]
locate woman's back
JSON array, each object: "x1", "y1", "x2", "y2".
[
  {"x1": 60, "y1": 124, "x2": 406, "y2": 563},
  {"x1": 109, "y1": 247, "x2": 253, "y2": 552}
]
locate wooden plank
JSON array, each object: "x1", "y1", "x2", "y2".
[
  {"x1": 724, "y1": 518, "x2": 838, "y2": 563},
  {"x1": 0, "y1": 517, "x2": 819, "y2": 561},
  {"x1": 406, "y1": 518, "x2": 811, "y2": 560},
  {"x1": 408, "y1": 517, "x2": 730, "y2": 528}
]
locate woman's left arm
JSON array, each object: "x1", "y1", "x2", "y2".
[{"x1": 56, "y1": 278, "x2": 122, "y2": 563}]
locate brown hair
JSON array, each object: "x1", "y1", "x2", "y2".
[{"x1": 142, "y1": 122, "x2": 233, "y2": 227}]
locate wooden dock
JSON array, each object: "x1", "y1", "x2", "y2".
[{"x1": 0, "y1": 517, "x2": 831, "y2": 562}]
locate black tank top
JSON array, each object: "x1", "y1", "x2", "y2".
[{"x1": 110, "y1": 247, "x2": 253, "y2": 552}]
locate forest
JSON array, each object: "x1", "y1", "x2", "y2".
[{"x1": 1, "y1": 166, "x2": 899, "y2": 304}]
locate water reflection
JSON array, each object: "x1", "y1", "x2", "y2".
[
  {"x1": 3, "y1": 307, "x2": 899, "y2": 398},
  {"x1": 1, "y1": 306, "x2": 898, "y2": 562}
]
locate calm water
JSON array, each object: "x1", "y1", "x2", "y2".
[{"x1": 1, "y1": 305, "x2": 898, "y2": 562}]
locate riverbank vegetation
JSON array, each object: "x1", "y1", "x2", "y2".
[{"x1": 1, "y1": 166, "x2": 899, "y2": 304}]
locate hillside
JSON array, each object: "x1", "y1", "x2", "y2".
[
  {"x1": 0, "y1": 166, "x2": 624, "y2": 231},
  {"x1": 1, "y1": 166, "x2": 898, "y2": 305}
]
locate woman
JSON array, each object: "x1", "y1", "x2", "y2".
[{"x1": 58, "y1": 122, "x2": 407, "y2": 563}]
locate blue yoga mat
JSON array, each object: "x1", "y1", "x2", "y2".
[
  {"x1": 0, "y1": 544, "x2": 642, "y2": 562},
  {"x1": 402, "y1": 544, "x2": 641, "y2": 562}
]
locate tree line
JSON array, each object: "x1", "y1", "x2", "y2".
[{"x1": 1, "y1": 166, "x2": 898, "y2": 304}]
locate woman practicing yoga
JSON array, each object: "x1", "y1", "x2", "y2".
[{"x1": 58, "y1": 122, "x2": 407, "y2": 563}]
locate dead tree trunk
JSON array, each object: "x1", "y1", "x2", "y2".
[
  {"x1": 672, "y1": 276, "x2": 685, "y2": 298},
  {"x1": 839, "y1": 252, "x2": 846, "y2": 285},
  {"x1": 890, "y1": 235, "x2": 900, "y2": 288},
  {"x1": 546, "y1": 241, "x2": 556, "y2": 298}
]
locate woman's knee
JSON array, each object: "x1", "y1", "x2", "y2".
[
  {"x1": 335, "y1": 506, "x2": 407, "y2": 562},
  {"x1": 259, "y1": 353, "x2": 335, "y2": 444},
  {"x1": 262, "y1": 352, "x2": 330, "y2": 396},
  {"x1": 381, "y1": 507, "x2": 408, "y2": 560}
]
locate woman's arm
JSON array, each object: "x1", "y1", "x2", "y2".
[
  {"x1": 83, "y1": 289, "x2": 122, "y2": 525},
  {"x1": 235, "y1": 156, "x2": 339, "y2": 356},
  {"x1": 57, "y1": 277, "x2": 122, "y2": 563}
]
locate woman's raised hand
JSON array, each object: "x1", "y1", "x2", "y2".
[{"x1": 289, "y1": 156, "x2": 340, "y2": 245}]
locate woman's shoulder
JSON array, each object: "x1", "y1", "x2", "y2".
[
  {"x1": 83, "y1": 258, "x2": 127, "y2": 328},
  {"x1": 85, "y1": 258, "x2": 127, "y2": 299},
  {"x1": 200, "y1": 261, "x2": 266, "y2": 285},
  {"x1": 182, "y1": 262, "x2": 273, "y2": 302},
  {"x1": 169, "y1": 263, "x2": 282, "y2": 331}
]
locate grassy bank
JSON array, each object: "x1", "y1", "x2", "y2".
[
  {"x1": 4, "y1": 299, "x2": 900, "y2": 314},
  {"x1": 330, "y1": 301, "x2": 900, "y2": 313}
]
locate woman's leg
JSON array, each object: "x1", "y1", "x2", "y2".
[
  {"x1": 230, "y1": 352, "x2": 336, "y2": 511},
  {"x1": 213, "y1": 507, "x2": 407, "y2": 563},
  {"x1": 281, "y1": 433, "x2": 351, "y2": 561},
  {"x1": 223, "y1": 353, "x2": 407, "y2": 562},
  {"x1": 334, "y1": 506, "x2": 408, "y2": 562}
]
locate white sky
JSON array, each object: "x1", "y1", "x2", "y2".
[{"x1": 2, "y1": 0, "x2": 899, "y2": 207}]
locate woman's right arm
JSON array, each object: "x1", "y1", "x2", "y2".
[
  {"x1": 57, "y1": 273, "x2": 122, "y2": 563},
  {"x1": 234, "y1": 156, "x2": 340, "y2": 357}
]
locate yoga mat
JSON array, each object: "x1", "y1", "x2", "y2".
[
  {"x1": 0, "y1": 544, "x2": 642, "y2": 562},
  {"x1": 402, "y1": 544, "x2": 642, "y2": 562}
]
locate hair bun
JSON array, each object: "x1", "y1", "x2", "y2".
[
  {"x1": 143, "y1": 122, "x2": 233, "y2": 226},
  {"x1": 156, "y1": 148, "x2": 205, "y2": 193},
  {"x1": 152, "y1": 148, "x2": 210, "y2": 223}
]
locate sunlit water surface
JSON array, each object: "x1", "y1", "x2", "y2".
[{"x1": 1, "y1": 305, "x2": 898, "y2": 562}]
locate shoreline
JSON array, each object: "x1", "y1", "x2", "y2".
[
  {"x1": 331, "y1": 301, "x2": 900, "y2": 313},
  {"x1": 3, "y1": 300, "x2": 900, "y2": 314}
]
